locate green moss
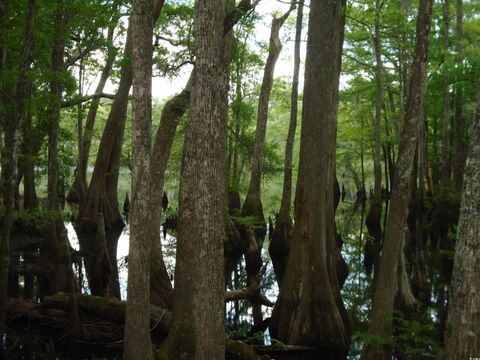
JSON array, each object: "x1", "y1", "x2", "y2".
[
  {"x1": 225, "y1": 339, "x2": 262, "y2": 360},
  {"x1": 155, "y1": 324, "x2": 196, "y2": 360}
]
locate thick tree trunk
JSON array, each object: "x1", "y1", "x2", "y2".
[
  {"x1": 39, "y1": 0, "x2": 72, "y2": 297},
  {"x1": 77, "y1": 0, "x2": 165, "y2": 298},
  {"x1": 441, "y1": 0, "x2": 451, "y2": 186},
  {"x1": 360, "y1": 0, "x2": 434, "y2": 358},
  {"x1": 453, "y1": 0, "x2": 465, "y2": 192},
  {"x1": 20, "y1": 109, "x2": 38, "y2": 210},
  {"x1": 269, "y1": 0, "x2": 303, "y2": 288},
  {"x1": 124, "y1": 1, "x2": 155, "y2": 358},
  {"x1": 158, "y1": 0, "x2": 227, "y2": 357},
  {"x1": 444, "y1": 93, "x2": 480, "y2": 359},
  {"x1": 145, "y1": 0, "x2": 261, "y2": 309},
  {"x1": 269, "y1": 0, "x2": 349, "y2": 357}
]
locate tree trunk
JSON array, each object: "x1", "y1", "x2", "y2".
[
  {"x1": 242, "y1": 7, "x2": 293, "y2": 226},
  {"x1": 360, "y1": 0, "x2": 434, "y2": 358},
  {"x1": 453, "y1": 0, "x2": 465, "y2": 192},
  {"x1": 365, "y1": 0, "x2": 384, "y2": 282},
  {"x1": 39, "y1": 0, "x2": 72, "y2": 297},
  {"x1": 68, "y1": 21, "x2": 118, "y2": 204},
  {"x1": 124, "y1": 0, "x2": 155, "y2": 358},
  {"x1": 241, "y1": 6, "x2": 293, "y2": 325},
  {"x1": 77, "y1": 0, "x2": 165, "y2": 298},
  {"x1": 147, "y1": 77, "x2": 192, "y2": 309},
  {"x1": 269, "y1": 0, "x2": 349, "y2": 357},
  {"x1": 20, "y1": 107, "x2": 38, "y2": 210},
  {"x1": 444, "y1": 92, "x2": 480, "y2": 360},
  {"x1": 441, "y1": 0, "x2": 451, "y2": 186},
  {"x1": 269, "y1": 0, "x2": 303, "y2": 288},
  {"x1": 158, "y1": 0, "x2": 227, "y2": 357}
]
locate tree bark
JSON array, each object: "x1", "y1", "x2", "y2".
[
  {"x1": 269, "y1": 0, "x2": 349, "y2": 357},
  {"x1": 242, "y1": 7, "x2": 293, "y2": 226},
  {"x1": 360, "y1": 0, "x2": 434, "y2": 358},
  {"x1": 157, "y1": 0, "x2": 227, "y2": 358},
  {"x1": 453, "y1": 0, "x2": 465, "y2": 192},
  {"x1": 147, "y1": 78, "x2": 192, "y2": 308},
  {"x1": 365, "y1": 0, "x2": 384, "y2": 282},
  {"x1": 441, "y1": 0, "x2": 451, "y2": 186},
  {"x1": 269, "y1": 0, "x2": 303, "y2": 288},
  {"x1": 145, "y1": 0, "x2": 262, "y2": 309},
  {"x1": 77, "y1": 0, "x2": 165, "y2": 298},
  {"x1": 40, "y1": 0, "x2": 72, "y2": 297},
  {"x1": 444, "y1": 92, "x2": 480, "y2": 359},
  {"x1": 124, "y1": 0, "x2": 155, "y2": 358},
  {"x1": 241, "y1": 5, "x2": 293, "y2": 325},
  {"x1": 68, "y1": 21, "x2": 118, "y2": 204}
]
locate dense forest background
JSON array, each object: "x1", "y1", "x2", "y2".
[{"x1": 0, "y1": 0, "x2": 479, "y2": 359}]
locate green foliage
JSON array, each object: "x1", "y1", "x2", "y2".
[
  {"x1": 393, "y1": 311, "x2": 441, "y2": 359},
  {"x1": 154, "y1": 1, "x2": 195, "y2": 77}
]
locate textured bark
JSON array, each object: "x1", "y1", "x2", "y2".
[
  {"x1": 242, "y1": 7, "x2": 293, "y2": 225},
  {"x1": 360, "y1": 0, "x2": 434, "y2": 358},
  {"x1": 77, "y1": 0, "x2": 165, "y2": 298},
  {"x1": 441, "y1": 0, "x2": 451, "y2": 186},
  {"x1": 365, "y1": 0, "x2": 384, "y2": 283},
  {"x1": 157, "y1": 0, "x2": 227, "y2": 358},
  {"x1": 269, "y1": 0, "x2": 349, "y2": 357},
  {"x1": 146, "y1": 0, "x2": 260, "y2": 308},
  {"x1": 444, "y1": 93, "x2": 480, "y2": 359},
  {"x1": 39, "y1": 0, "x2": 72, "y2": 297},
  {"x1": 372, "y1": 0, "x2": 383, "y2": 205},
  {"x1": 241, "y1": 6, "x2": 293, "y2": 325},
  {"x1": 124, "y1": 0, "x2": 155, "y2": 358},
  {"x1": 269, "y1": 0, "x2": 303, "y2": 287},
  {"x1": 146, "y1": 75, "x2": 193, "y2": 309},
  {"x1": 20, "y1": 108, "x2": 38, "y2": 210},
  {"x1": 453, "y1": 0, "x2": 465, "y2": 192}
]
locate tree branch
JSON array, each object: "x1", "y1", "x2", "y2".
[
  {"x1": 224, "y1": 0, "x2": 262, "y2": 35},
  {"x1": 61, "y1": 93, "x2": 116, "y2": 108},
  {"x1": 225, "y1": 264, "x2": 275, "y2": 307}
]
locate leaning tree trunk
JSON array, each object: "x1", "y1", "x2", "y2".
[
  {"x1": 269, "y1": 0, "x2": 303, "y2": 288},
  {"x1": 365, "y1": 0, "x2": 384, "y2": 283},
  {"x1": 444, "y1": 92, "x2": 480, "y2": 360},
  {"x1": 157, "y1": 0, "x2": 227, "y2": 358},
  {"x1": 145, "y1": 0, "x2": 262, "y2": 309},
  {"x1": 146, "y1": 77, "x2": 192, "y2": 309},
  {"x1": 67, "y1": 21, "x2": 118, "y2": 204},
  {"x1": 124, "y1": 0, "x2": 155, "y2": 358},
  {"x1": 77, "y1": 0, "x2": 165, "y2": 298},
  {"x1": 360, "y1": 0, "x2": 434, "y2": 358},
  {"x1": 269, "y1": 0, "x2": 349, "y2": 357},
  {"x1": 241, "y1": 6, "x2": 293, "y2": 325}
]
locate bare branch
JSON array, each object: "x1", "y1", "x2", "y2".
[{"x1": 225, "y1": 264, "x2": 275, "y2": 307}]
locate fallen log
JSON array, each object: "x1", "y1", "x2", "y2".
[
  {"x1": 5, "y1": 294, "x2": 172, "y2": 358},
  {"x1": 6, "y1": 294, "x2": 312, "y2": 359}
]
